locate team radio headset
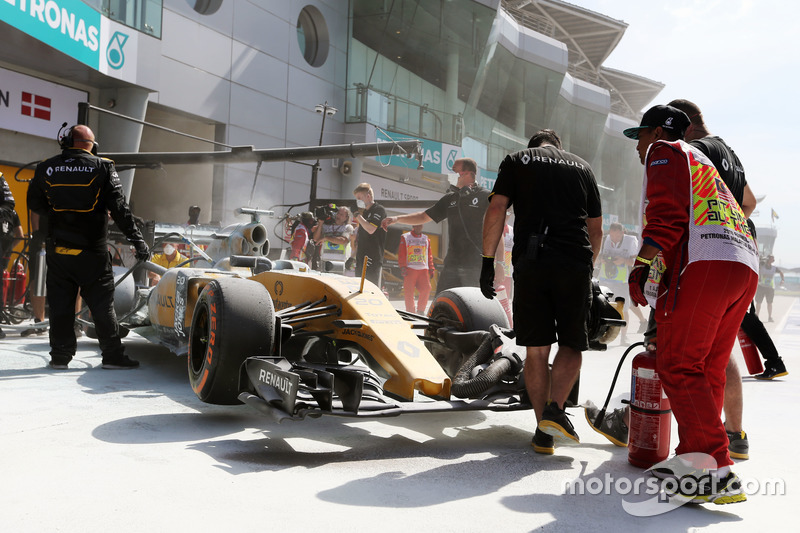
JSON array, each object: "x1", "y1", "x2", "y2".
[{"x1": 58, "y1": 122, "x2": 99, "y2": 155}]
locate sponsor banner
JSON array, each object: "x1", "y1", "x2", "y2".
[
  {"x1": 0, "y1": 67, "x2": 88, "y2": 139},
  {"x1": 375, "y1": 130, "x2": 496, "y2": 189},
  {"x1": 376, "y1": 130, "x2": 462, "y2": 175},
  {"x1": 1, "y1": 0, "x2": 138, "y2": 81}
]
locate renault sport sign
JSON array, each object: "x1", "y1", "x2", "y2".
[{"x1": 1, "y1": 0, "x2": 138, "y2": 82}]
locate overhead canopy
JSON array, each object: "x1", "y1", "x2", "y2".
[{"x1": 503, "y1": 0, "x2": 664, "y2": 117}]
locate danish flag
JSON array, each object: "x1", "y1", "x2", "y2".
[{"x1": 21, "y1": 92, "x2": 52, "y2": 121}]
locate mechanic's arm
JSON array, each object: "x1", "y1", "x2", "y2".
[
  {"x1": 382, "y1": 211, "x2": 432, "y2": 230},
  {"x1": 482, "y1": 194, "x2": 508, "y2": 257},
  {"x1": 11, "y1": 224, "x2": 24, "y2": 251},
  {"x1": 587, "y1": 217, "x2": 603, "y2": 265},
  {"x1": 26, "y1": 170, "x2": 48, "y2": 216},
  {"x1": 103, "y1": 161, "x2": 147, "y2": 247},
  {"x1": 355, "y1": 212, "x2": 378, "y2": 234},
  {"x1": 740, "y1": 184, "x2": 756, "y2": 218}
]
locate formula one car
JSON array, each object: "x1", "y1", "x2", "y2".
[{"x1": 111, "y1": 215, "x2": 626, "y2": 422}]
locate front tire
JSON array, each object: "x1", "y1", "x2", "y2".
[
  {"x1": 188, "y1": 277, "x2": 275, "y2": 404},
  {"x1": 426, "y1": 287, "x2": 509, "y2": 377}
]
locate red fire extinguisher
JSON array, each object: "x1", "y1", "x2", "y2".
[
  {"x1": 7, "y1": 261, "x2": 26, "y2": 305},
  {"x1": 628, "y1": 348, "x2": 672, "y2": 468},
  {"x1": 737, "y1": 328, "x2": 764, "y2": 375}
]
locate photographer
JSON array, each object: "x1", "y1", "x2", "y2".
[{"x1": 313, "y1": 205, "x2": 353, "y2": 266}]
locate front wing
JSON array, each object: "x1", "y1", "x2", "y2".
[{"x1": 238, "y1": 356, "x2": 531, "y2": 423}]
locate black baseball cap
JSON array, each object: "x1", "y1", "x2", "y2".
[{"x1": 623, "y1": 105, "x2": 691, "y2": 139}]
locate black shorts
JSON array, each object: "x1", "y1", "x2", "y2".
[
  {"x1": 755, "y1": 284, "x2": 775, "y2": 305},
  {"x1": 512, "y1": 255, "x2": 592, "y2": 351}
]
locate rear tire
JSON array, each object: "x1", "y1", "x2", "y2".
[
  {"x1": 426, "y1": 287, "x2": 509, "y2": 377},
  {"x1": 188, "y1": 277, "x2": 275, "y2": 404}
]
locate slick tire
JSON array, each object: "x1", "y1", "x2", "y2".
[
  {"x1": 426, "y1": 287, "x2": 509, "y2": 378},
  {"x1": 188, "y1": 277, "x2": 275, "y2": 405}
]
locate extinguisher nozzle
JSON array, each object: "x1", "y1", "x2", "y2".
[{"x1": 592, "y1": 408, "x2": 607, "y2": 429}]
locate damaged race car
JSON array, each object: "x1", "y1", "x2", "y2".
[{"x1": 111, "y1": 212, "x2": 626, "y2": 423}]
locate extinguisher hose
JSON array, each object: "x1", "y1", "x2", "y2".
[{"x1": 594, "y1": 341, "x2": 644, "y2": 429}]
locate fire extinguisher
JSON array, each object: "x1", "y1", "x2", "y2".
[
  {"x1": 628, "y1": 347, "x2": 672, "y2": 468},
  {"x1": 592, "y1": 342, "x2": 672, "y2": 468},
  {"x1": 737, "y1": 328, "x2": 764, "y2": 375},
  {"x1": 8, "y1": 260, "x2": 26, "y2": 305}
]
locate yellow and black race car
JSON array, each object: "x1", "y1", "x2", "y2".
[{"x1": 113, "y1": 216, "x2": 625, "y2": 422}]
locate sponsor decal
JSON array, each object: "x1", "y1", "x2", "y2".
[
  {"x1": 341, "y1": 328, "x2": 374, "y2": 342},
  {"x1": 273, "y1": 298, "x2": 292, "y2": 311},
  {"x1": 258, "y1": 368, "x2": 294, "y2": 396},
  {"x1": 650, "y1": 159, "x2": 669, "y2": 166},
  {"x1": 156, "y1": 294, "x2": 174, "y2": 309}
]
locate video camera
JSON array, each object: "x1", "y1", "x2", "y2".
[{"x1": 314, "y1": 203, "x2": 337, "y2": 224}]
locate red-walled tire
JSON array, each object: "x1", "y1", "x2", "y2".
[
  {"x1": 188, "y1": 277, "x2": 275, "y2": 405},
  {"x1": 426, "y1": 287, "x2": 509, "y2": 377}
]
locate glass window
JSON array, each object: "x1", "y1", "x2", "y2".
[
  {"x1": 88, "y1": 0, "x2": 163, "y2": 38},
  {"x1": 297, "y1": 5, "x2": 330, "y2": 68},
  {"x1": 186, "y1": 0, "x2": 223, "y2": 16}
]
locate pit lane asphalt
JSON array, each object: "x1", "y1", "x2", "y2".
[{"x1": 1, "y1": 296, "x2": 797, "y2": 532}]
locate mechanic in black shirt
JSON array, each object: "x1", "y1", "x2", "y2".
[
  {"x1": 481, "y1": 129, "x2": 603, "y2": 454},
  {"x1": 0, "y1": 171, "x2": 24, "y2": 339},
  {"x1": 27, "y1": 124, "x2": 150, "y2": 370},
  {"x1": 382, "y1": 157, "x2": 490, "y2": 295},
  {"x1": 352, "y1": 182, "x2": 387, "y2": 286}
]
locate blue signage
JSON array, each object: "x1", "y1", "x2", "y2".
[{"x1": 1, "y1": 0, "x2": 103, "y2": 69}]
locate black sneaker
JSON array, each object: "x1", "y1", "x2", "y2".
[
  {"x1": 584, "y1": 400, "x2": 628, "y2": 447},
  {"x1": 538, "y1": 401, "x2": 580, "y2": 445},
  {"x1": 49, "y1": 356, "x2": 72, "y2": 370},
  {"x1": 102, "y1": 354, "x2": 140, "y2": 369},
  {"x1": 727, "y1": 430, "x2": 749, "y2": 460},
  {"x1": 531, "y1": 428, "x2": 555, "y2": 455},
  {"x1": 755, "y1": 359, "x2": 788, "y2": 380},
  {"x1": 685, "y1": 471, "x2": 747, "y2": 505},
  {"x1": 0, "y1": 327, "x2": 5, "y2": 339}
]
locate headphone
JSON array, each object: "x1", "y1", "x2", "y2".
[{"x1": 58, "y1": 123, "x2": 98, "y2": 154}]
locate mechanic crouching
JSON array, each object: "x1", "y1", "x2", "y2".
[{"x1": 27, "y1": 125, "x2": 150, "y2": 370}]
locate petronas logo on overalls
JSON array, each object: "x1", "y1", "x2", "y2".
[{"x1": 107, "y1": 32, "x2": 129, "y2": 70}]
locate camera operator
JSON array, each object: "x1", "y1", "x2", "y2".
[{"x1": 312, "y1": 205, "x2": 353, "y2": 266}]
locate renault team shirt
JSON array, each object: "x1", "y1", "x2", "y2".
[
  {"x1": 493, "y1": 146, "x2": 601, "y2": 265},
  {"x1": 425, "y1": 184, "x2": 490, "y2": 269}
]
